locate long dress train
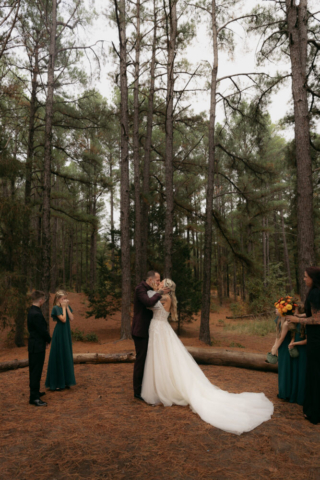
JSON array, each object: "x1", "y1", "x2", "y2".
[{"x1": 141, "y1": 292, "x2": 273, "y2": 435}]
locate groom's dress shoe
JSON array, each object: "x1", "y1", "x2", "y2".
[
  {"x1": 134, "y1": 394, "x2": 144, "y2": 401},
  {"x1": 39, "y1": 392, "x2": 46, "y2": 397},
  {"x1": 29, "y1": 399, "x2": 47, "y2": 407}
]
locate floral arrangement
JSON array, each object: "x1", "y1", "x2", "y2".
[{"x1": 274, "y1": 296, "x2": 298, "y2": 316}]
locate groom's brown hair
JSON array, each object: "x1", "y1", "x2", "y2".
[{"x1": 146, "y1": 270, "x2": 158, "y2": 279}]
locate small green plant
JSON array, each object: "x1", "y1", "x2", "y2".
[
  {"x1": 85, "y1": 333, "x2": 98, "y2": 343},
  {"x1": 71, "y1": 328, "x2": 99, "y2": 342},
  {"x1": 71, "y1": 328, "x2": 84, "y2": 341},
  {"x1": 229, "y1": 342, "x2": 245, "y2": 348},
  {"x1": 211, "y1": 337, "x2": 221, "y2": 346},
  {"x1": 230, "y1": 303, "x2": 246, "y2": 318},
  {"x1": 210, "y1": 302, "x2": 220, "y2": 313}
]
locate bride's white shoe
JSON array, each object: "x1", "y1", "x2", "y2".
[{"x1": 141, "y1": 291, "x2": 274, "y2": 435}]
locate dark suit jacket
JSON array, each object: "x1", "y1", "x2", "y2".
[
  {"x1": 27, "y1": 305, "x2": 51, "y2": 353},
  {"x1": 131, "y1": 281, "x2": 162, "y2": 338}
]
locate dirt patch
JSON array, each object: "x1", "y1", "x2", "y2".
[{"x1": 1, "y1": 293, "x2": 317, "y2": 479}]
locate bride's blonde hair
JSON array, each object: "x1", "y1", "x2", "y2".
[{"x1": 162, "y1": 278, "x2": 178, "y2": 322}]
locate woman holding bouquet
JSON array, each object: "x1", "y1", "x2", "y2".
[
  {"x1": 271, "y1": 300, "x2": 307, "y2": 405},
  {"x1": 287, "y1": 267, "x2": 320, "y2": 424}
]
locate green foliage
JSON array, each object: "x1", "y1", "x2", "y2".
[
  {"x1": 229, "y1": 303, "x2": 246, "y2": 318},
  {"x1": 86, "y1": 236, "x2": 122, "y2": 320},
  {"x1": 224, "y1": 316, "x2": 276, "y2": 337},
  {"x1": 246, "y1": 263, "x2": 289, "y2": 314},
  {"x1": 229, "y1": 342, "x2": 245, "y2": 348},
  {"x1": 71, "y1": 328, "x2": 98, "y2": 343},
  {"x1": 172, "y1": 238, "x2": 202, "y2": 331}
]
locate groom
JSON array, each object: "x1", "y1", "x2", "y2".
[{"x1": 132, "y1": 271, "x2": 170, "y2": 400}]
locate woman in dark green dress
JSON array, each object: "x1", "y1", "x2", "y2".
[
  {"x1": 275, "y1": 316, "x2": 307, "y2": 405},
  {"x1": 45, "y1": 291, "x2": 76, "y2": 391},
  {"x1": 288, "y1": 267, "x2": 320, "y2": 424}
]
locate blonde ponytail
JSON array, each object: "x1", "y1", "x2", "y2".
[{"x1": 163, "y1": 278, "x2": 178, "y2": 322}]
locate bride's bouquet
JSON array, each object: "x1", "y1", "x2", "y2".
[
  {"x1": 266, "y1": 296, "x2": 299, "y2": 364},
  {"x1": 274, "y1": 296, "x2": 298, "y2": 316}
]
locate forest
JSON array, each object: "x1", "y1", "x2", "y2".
[{"x1": 0, "y1": 0, "x2": 319, "y2": 347}]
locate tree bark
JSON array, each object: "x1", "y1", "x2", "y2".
[
  {"x1": 41, "y1": 0, "x2": 57, "y2": 328},
  {"x1": 141, "y1": 0, "x2": 157, "y2": 279},
  {"x1": 281, "y1": 208, "x2": 293, "y2": 293},
  {"x1": 200, "y1": 0, "x2": 218, "y2": 344},
  {"x1": 164, "y1": 0, "x2": 177, "y2": 278},
  {"x1": 115, "y1": 0, "x2": 132, "y2": 339},
  {"x1": 133, "y1": 0, "x2": 142, "y2": 284},
  {"x1": 286, "y1": 0, "x2": 315, "y2": 300}
]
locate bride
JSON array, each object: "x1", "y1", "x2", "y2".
[{"x1": 141, "y1": 278, "x2": 274, "y2": 435}]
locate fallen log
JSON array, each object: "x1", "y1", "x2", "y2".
[
  {"x1": 0, "y1": 358, "x2": 29, "y2": 373},
  {"x1": 73, "y1": 352, "x2": 136, "y2": 364},
  {"x1": 0, "y1": 348, "x2": 277, "y2": 373},
  {"x1": 186, "y1": 347, "x2": 278, "y2": 373}
]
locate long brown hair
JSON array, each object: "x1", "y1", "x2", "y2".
[{"x1": 305, "y1": 267, "x2": 320, "y2": 290}]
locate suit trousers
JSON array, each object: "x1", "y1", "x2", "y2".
[
  {"x1": 29, "y1": 350, "x2": 46, "y2": 402},
  {"x1": 132, "y1": 335, "x2": 149, "y2": 396}
]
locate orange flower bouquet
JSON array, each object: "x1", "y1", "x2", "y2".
[{"x1": 274, "y1": 296, "x2": 298, "y2": 317}]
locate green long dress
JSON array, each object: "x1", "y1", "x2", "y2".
[
  {"x1": 45, "y1": 306, "x2": 76, "y2": 390},
  {"x1": 276, "y1": 318, "x2": 307, "y2": 405}
]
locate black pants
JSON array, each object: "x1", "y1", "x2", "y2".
[
  {"x1": 132, "y1": 335, "x2": 149, "y2": 396},
  {"x1": 29, "y1": 350, "x2": 46, "y2": 402}
]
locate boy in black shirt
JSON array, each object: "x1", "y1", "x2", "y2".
[{"x1": 27, "y1": 290, "x2": 51, "y2": 406}]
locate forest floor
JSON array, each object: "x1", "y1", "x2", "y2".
[{"x1": 1, "y1": 292, "x2": 320, "y2": 479}]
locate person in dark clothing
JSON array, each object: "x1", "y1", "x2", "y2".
[
  {"x1": 27, "y1": 290, "x2": 51, "y2": 406},
  {"x1": 132, "y1": 271, "x2": 170, "y2": 400},
  {"x1": 288, "y1": 267, "x2": 320, "y2": 424}
]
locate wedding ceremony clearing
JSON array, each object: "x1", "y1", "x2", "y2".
[
  {"x1": 0, "y1": 293, "x2": 320, "y2": 480},
  {"x1": 1, "y1": 0, "x2": 320, "y2": 478}
]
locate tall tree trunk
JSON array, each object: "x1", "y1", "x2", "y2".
[
  {"x1": 286, "y1": 0, "x2": 315, "y2": 300},
  {"x1": 15, "y1": 45, "x2": 40, "y2": 347},
  {"x1": 115, "y1": 0, "x2": 131, "y2": 339},
  {"x1": 164, "y1": 0, "x2": 177, "y2": 278},
  {"x1": 110, "y1": 160, "x2": 115, "y2": 271},
  {"x1": 263, "y1": 217, "x2": 267, "y2": 288},
  {"x1": 281, "y1": 209, "x2": 293, "y2": 293},
  {"x1": 141, "y1": 0, "x2": 157, "y2": 279},
  {"x1": 69, "y1": 231, "x2": 73, "y2": 289},
  {"x1": 133, "y1": 0, "x2": 142, "y2": 284},
  {"x1": 50, "y1": 215, "x2": 58, "y2": 293},
  {"x1": 200, "y1": 0, "x2": 218, "y2": 344},
  {"x1": 41, "y1": 0, "x2": 57, "y2": 327}
]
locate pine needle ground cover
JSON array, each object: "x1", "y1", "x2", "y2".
[
  {"x1": 1, "y1": 363, "x2": 320, "y2": 480},
  {"x1": 1, "y1": 293, "x2": 320, "y2": 479}
]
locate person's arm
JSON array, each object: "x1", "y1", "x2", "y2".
[
  {"x1": 56, "y1": 304, "x2": 67, "y2": 323},
  {"x1": 288, "y1": 309, "x2": 320, "y2": 325},
  {"x1": 136, "y1": 285, "x2": 162, "y2": 307},
  {"x1": 32, "y1": 313, "x2": 51, "y2": 343},
  {"x1": 289, "y1": 339, "x2": 307, "y2": 348},
  {"x1": 67, "y1": 305, "x2": 74, "y2": 321}
]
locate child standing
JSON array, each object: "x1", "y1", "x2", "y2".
[
  {"x1": 45, "y1": 290, "x2": 76, "y2": 391},
  {"x1": 27, "y1": 290, "x2": 51, "y2": 406}
]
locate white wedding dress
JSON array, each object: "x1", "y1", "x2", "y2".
[{"x1": 141, "y1": 291, "x2": 274, "y2": 435}]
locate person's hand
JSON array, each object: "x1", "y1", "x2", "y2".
[
  {"x1": 159, "y1": 287, "x2": 171, "y2": 296},
  {"x1": 61, "y1": 299, "x2": 69, "y2": 307},
  {"x1": 286, "y1": 315, "x2": 299, "y2": 324}
]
